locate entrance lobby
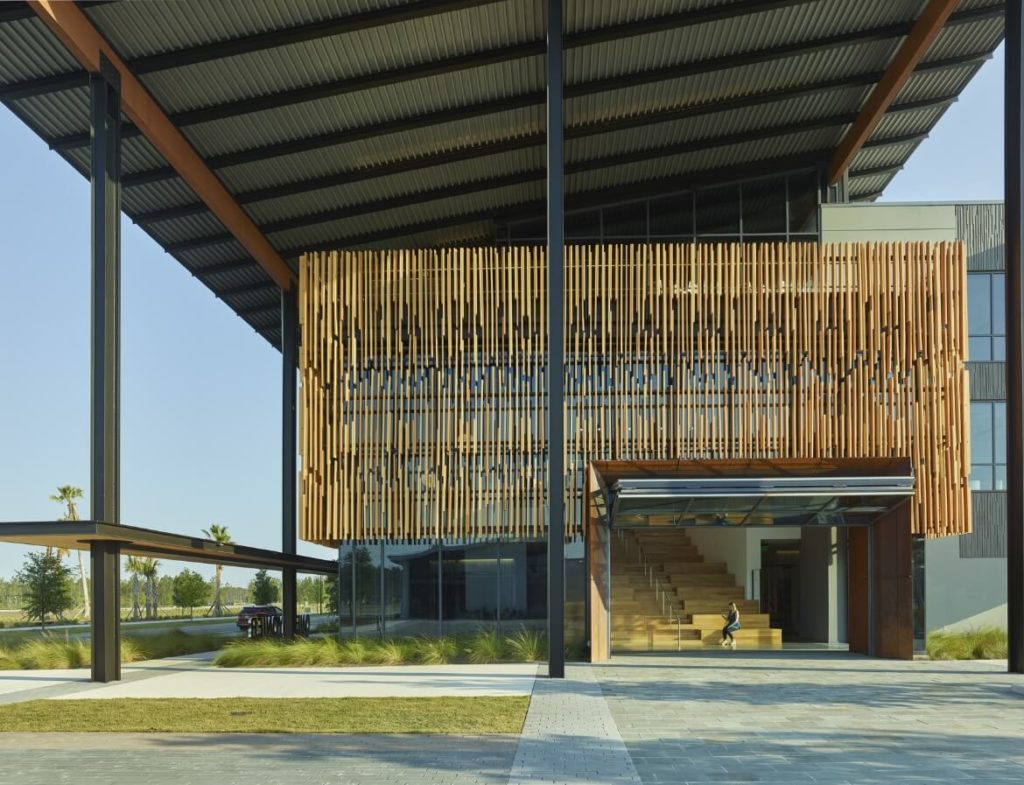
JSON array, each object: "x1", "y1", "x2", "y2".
[{"x1": 587, "y1": 459, "x2": 918, "y2": 661}]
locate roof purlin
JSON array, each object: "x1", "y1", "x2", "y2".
[
  {"x1": 36, "y1": 3, "x2": 1005, "y2": 154},
  {"x1": 133, "y1": 52, "x2": 986, "y2": 227},
  {"x1": 166, "y1": 96, "x2": 954, "y2": 254}
]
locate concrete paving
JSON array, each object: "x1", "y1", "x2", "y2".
[
  {"x1": 50, "y1": 661, "x2": 539, "y2": 700},
  {"x1": 594, "y1": 652, "x2": 1024, "y2": 785}
]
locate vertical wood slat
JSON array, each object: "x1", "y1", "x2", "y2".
[{"x1": 298, "y1": 242, "x2": 970, "y2": 545}]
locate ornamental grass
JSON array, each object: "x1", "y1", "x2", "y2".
[{"x1": 927, "y1": 627, "x2": 1008, "y2": 660}]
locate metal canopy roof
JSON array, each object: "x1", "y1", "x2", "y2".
[
  {"x1": 0, "y1": 519, "x2": 338, "y2": 574},
  {"x1": 0, "y1": 1, "x2": 1005, "y2": 346}
]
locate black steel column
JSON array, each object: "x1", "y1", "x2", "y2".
[
  {"x1": 1006, "y1": 0, "x2": 1024, "y2": 675},
  {"x1": 281, "y1": 288, "x2": 299, "y2": 638},
  {"x1": 89, "y1": 56, "x2": 121, "y2": 683},
  {"x1": 546, "y1": 0, "x2": 565, "y2": 679}
]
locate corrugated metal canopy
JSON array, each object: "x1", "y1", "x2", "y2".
[{"x1": 0, "y1": 0, "x2": 1005, "y2": 346}]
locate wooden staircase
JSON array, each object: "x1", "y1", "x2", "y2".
[{"x1": 611, "y1": 528, "x2": 783, "y2": 652}]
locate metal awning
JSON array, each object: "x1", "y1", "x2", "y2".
[
  {"x1": 606, "y1": 468, "x2": 915, "y2": 528},
  {"x1": 0, "y1": 520, "x2": 337, "y2": 574}
]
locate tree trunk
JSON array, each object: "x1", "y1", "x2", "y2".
[
  {"x1": 131, "y1": 575, "x2": 141, "y2": 620},
  {"x1": 213, "y1": 564, "x2": 223, "y2": 617},
  {"x1": 77, "y1": 550, "x2": 91, "y2": 619}
]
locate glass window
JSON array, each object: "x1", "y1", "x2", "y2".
[
  {"x1": 603, "y1": 201, "x2": 647, "y2": 239},
  {"x1": 442, "y1": 541, "x2": 499, "y2": 633},
  {"x1": 649, "y1": 192, "x2": 694, "y2": 237},
  {"x1": 967, "y1": 273, "x2": 1006, "y2": 361},
  {"x1": 742, "y1": 177, "x2": 787, "y2": 235},
  {"x1": 788, "y1": 170, "x2": 819, "y2": 233},
  {"x1": 384, "y1": 542, "x2": 440, "y2": 636},
  {"x1": 566, "y1": 209, "x2": 601, "y2": 240},
  {"x1": 696, "y1": 185, "x2": 740, "y2": 235},
  {"x1": 970, "y1": 401, "x2": 1007, "y2": 490}
]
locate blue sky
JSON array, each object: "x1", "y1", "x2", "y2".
[{"x1": 0, "y1": 46, "x2": 1005, "y2": 585}]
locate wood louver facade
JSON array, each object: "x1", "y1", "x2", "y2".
[{"x1": 298, "y1": 242, "x2": 970, "y2": 545}]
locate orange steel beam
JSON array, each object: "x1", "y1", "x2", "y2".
[
  {"x1": 827, "y1": 0, "x2": 958, "y2": 184},
  {"x1": 28, "y1": 1, "x2": 295, "y2": 290}
]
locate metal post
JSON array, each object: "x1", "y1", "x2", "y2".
[
  {"x1": 867, "y1": 525, "x2": 876, "y2": 658},
  {"x1": 351, "y1": 544, "x2": 357, "y2": 638},
  {"x1": 1008, "y1": 0, "x2": 1024, "y2": 675},
  {"x1": 437, "y1": 539, "x2": 443, "y2": 638},
  {"x1": 380, "y1": 539, "x2": 386, "y2": 636},
  {"x1": 546, "y1": 0, "x2": 565, "y2": 679},
  {"x1": 336, "y1": 542, "x2": 343, "y2": 642},
  {"x1": 89, "y1": 56, "x2": 121, "y2": 683},
  {"x1": 281, "y1": 288, "x2": 298, "y2": 638}
]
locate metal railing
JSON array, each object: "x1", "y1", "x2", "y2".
[{"x1": 615, "y1": 529, "x2": 684, "y2": 651}]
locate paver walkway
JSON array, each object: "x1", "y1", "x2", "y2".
[
  {"x1": 595, "y1": 652, "x2": 1024, "y2": 785},
  {"x1": 509, "y1": 664, "x2": 640, "y2": 785},
  {"x1": 0, "y1": 652, "x2": 1022, "y2": 784}
]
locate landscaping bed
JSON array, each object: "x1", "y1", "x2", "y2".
[
  {"x1": 214, "y1": 629, "x2": 549, "y2": 667},
  {"x1": 0, "y1": 629, "x2": 231, "y2": 669},
  {"x1": 926, "y1": 627, "x2": 1008, "y2": 660}
]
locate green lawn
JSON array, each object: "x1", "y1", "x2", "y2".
[{"x1": 0, "y1": 697, "x2": 529, "y2": 734}]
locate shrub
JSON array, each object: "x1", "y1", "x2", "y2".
[
  {"x1": 505, "y1": 629, "x2": 546, "y2": 662},
  {"x1": 464, "y1": 629, "x2": 505, "y2": 664},
  {"x1": 373, "y1": 638, "x2": 416, "y2": 665},
  {"x1": 14, "y1": 636, "x2": 89, "y2": 669},
  {"x1": 414, "y1": 635, "x2": 458, "y2": 665},
  {"x1": 928, "y1": 627, "x2": 1008, "y2": 660}
]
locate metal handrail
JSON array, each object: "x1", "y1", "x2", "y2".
[{"x1": 615, "y1": 529, "x2": 684, "y2": 651}]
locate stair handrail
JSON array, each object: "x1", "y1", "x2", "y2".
[{"x1": 615, "y1": 529, "x2": 684, "y2": 651}]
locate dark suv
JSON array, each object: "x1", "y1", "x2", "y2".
[{"x1": 236, "y1": 605, "x2": 282, "y2": 629}]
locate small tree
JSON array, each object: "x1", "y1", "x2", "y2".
[
  {"x1": 250, "y1": 569, "x2": 279, "y2": 605},
  {"x1": 17, "y1": 552, "x2": 74, "y2": 628},
  {"x1": 125, "y1": 556, "x2": 146, "y2": 621},
  {"x1": 50, "y1": 485, "x2": 89, "y2": 619},
  {"x1": 171, "y1": 569, "x2": 210, "y2": 619},
  {"x1": 140, "y1": 558, "x2": 160, "y2": 619},
  {"x1": 201, "y1": 524, "x2": 232, "y2": 616}
]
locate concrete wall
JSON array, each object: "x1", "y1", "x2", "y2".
[
  {"x1": 821, "y1": 203, "x2": 956, "y2": 244},
  {"x1": 799, "y1": 527, "x2": 833, "y2": 642},
  {"x1": 925, "y1": 535, "x2": 1007, "y2": 631},
  {"x1": 685, "y1": 527, "x2": 748, "y2": 594}
]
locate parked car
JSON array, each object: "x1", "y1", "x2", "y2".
[{"x1": 236, "y1": 605, "x2": 282, "y2": 629}]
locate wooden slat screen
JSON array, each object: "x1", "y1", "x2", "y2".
[{"x1": 299, "y1": 242, "x2": 969, "y2": 544}]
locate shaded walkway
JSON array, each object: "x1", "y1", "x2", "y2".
[{"x1": 595, "y1": 652, "x2": 1024, "y2": 784}]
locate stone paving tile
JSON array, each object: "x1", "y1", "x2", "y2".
[
  {"x1": 508, "y1": 664, "x2": 641, "y2": 785},
  {"x1": 0, "y1": 732, "x2": 517, "y2": 785},
  {"x1": 594, "y1": 653, "x2": 1024, "y2": 785}
]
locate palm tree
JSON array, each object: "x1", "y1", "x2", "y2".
[
  {"x1": 50, "y1": 485, "x2": 89, "y2": 618},
  {"x1": 125, "y1": 556, "x2": 146, "y2": 621},
  {"x1": 140, "y1": 557, "x2": 160, "y2": 620},
  {"x1": 202, "y1": 524, "x2": 232, "y2": 617}
]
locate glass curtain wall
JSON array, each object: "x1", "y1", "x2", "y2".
[
  {"x1": 497, "y1": 170, "x2": 821, "y2": 245},
  {"x1": 333, "y1": 538, "x2": 587, "y2": 655}
]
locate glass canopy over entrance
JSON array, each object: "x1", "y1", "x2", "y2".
[{"x1": 598, "y1": 460, "x2": 915, "y2": 529}]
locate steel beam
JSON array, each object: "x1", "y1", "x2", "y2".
[
  {"x1": 89, "y1": 55, "x2": 121, "y2": 683},
  {"x1": 281, "y1": 288, "x2": 299, "y2": 638},
  {"x1": 27, "y1": 0, "x2": 294, "y2": 291},
  {"x1": 546, "y1": 0, "x2": 565, "y2": 681},
  {"x1": 828, "y1": 0, "x2": 960, "y2": 183},
  {"x1": 1007, "y1": 0, "x2": 1024, "y2": 676}
]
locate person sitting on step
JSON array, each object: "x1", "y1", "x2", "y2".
[{"x1": 720, "y1": 601, "x2": 741, "y2": 648}]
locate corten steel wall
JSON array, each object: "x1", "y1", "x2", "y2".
[{"x1": 298, "y1": 242, "x2": 969, "y2": 545}]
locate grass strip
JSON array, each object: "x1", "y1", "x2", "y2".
[{"x1": 0, "y1": 697, "x2": 529, "y2": 734}]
